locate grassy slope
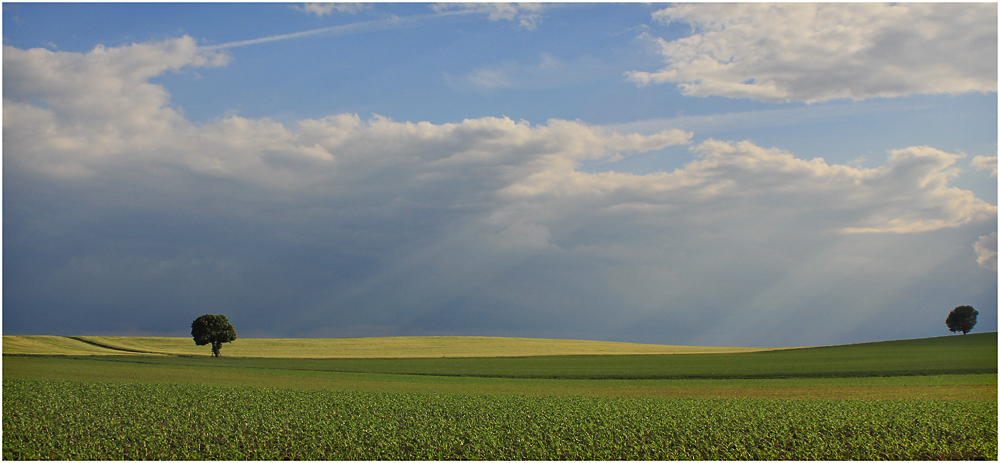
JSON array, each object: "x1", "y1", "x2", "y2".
[{"x1": 2, "y1": 335, "x2": 772, "y2": 357}]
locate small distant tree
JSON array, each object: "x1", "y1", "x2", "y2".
[
  {"x1": 945, "y1": 305, "x2": 978, "y2": 335},
  {"x1": 191, "y1": 314, "x2": 237, "y2": 357}
]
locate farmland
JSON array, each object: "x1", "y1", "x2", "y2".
[
  {"x1": 3, "y1": 333, "x2": 997, "y2": 460},
  {"x1": 1, "y1": 334, "x2": 773, "y2": 357}
]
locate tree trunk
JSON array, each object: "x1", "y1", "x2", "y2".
[{"x1": 212, "y1": 342, "x2": 221, "y2": 357}]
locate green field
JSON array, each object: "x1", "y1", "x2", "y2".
[{"x1": 3, "y1": 333, "x2": 997, "y2": 460}]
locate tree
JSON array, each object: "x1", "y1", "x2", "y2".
[
  {"x1": 945, "y1": 305, "x2": 978, "y2": 335},
  {"x1": 191, "y1": 314, "x2": 237, "y2": 357}
]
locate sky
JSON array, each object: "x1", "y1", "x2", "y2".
[{"x1": 3, "y1": 2, "x2": 997, "y2": 347}]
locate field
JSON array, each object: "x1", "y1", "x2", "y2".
[
  {"x1": 3, "y1": 333, "x2": 997, "y2": 460},
  {"x1": 0, "y1": 334, "x2": 773, "y2": 357}
]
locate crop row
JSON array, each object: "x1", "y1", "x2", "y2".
[{"x1": 3, "y1": 379, "x2": 996, "y2": 460}]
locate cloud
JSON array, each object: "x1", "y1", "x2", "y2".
[
  {"x1": 608, "y1": 99, "x2": 933, "y2": 138},
  {"x1": 4, "y1": 38, "x2": 996, "y2": 345},
  {"x1": 974, "y1": 232, "x2": 998, "y2": 271},
  {"x1": 972, "y1": 154, "x2": 998, "y2": 178},
  {"x1": 433, "y1": 3, "x2": 545, "y2": 30},
  {"x1": 202, "y1": 15, "x2": 430, "y2": 50},
  {"x1": 456, "y1": 53, "x2": 609, "y2": 92},
  {"x1": 464, "y1": 69, "x2": 512, "y2": 90},
  {"x1": 205, "y1": 7, "x2": 499, "y2": 51},
  {"x1": 627, "y1": 3, "x2": 998, "y2": 102},
  {"x1": 204, "y1": 5, "x2": 541, "y2": 52},
  {"x1": 496, "y1": 139, "x2": 994, "y2": 236},
  {"x1": 293, "y1": 3, "x2": 369, "y2": 16},
  {"x1": 3, "y1": 36, "x2": 229, "y2": 177}
]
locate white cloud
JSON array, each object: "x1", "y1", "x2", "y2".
[
  {"x1": 974, "y1": 232, "x2": 998, "y2": 271},
  {"x1": 627, "y1": 3, "x2": 998, "y2": 102},
  {"x1": 972, "y1": 232, "x2": 997, "y2": 272},
  {"x1": 210, "y1": 5, "x2": 538, "y2": 51},
  {"x1": 293, "y1": 3, "x2": 369, "y2": 16},
  {"x1": 433, "y1": 3, "x2": 544, "y2": 30},
  {"x1": 496, "y1": 140, "x2": 994, "y2": 236},
  {"x1": 465, "y1": 69, "x2": 512, "y2": 89},
  {"x1": 456, "y1": 53, "x2": 609, "y2": 92},
  {"x1": 972, "y1": 154, "x2": 998, "y2": 178},
  {"x1": 4, "y1": 39, "x2": 691, "y2": 191},
  {"x1": 3, "y1": 36, "x2": 229, "y2": 178},
  {"x1": 512, "y1": 4, "x2": 544, "y2": 31},
  {"x1": 4, "y1": 37, "x2": 996, "y2": 345}
]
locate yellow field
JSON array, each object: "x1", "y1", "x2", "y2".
[
  {"x1": 1, "y1": 336, "x2": 150, "y2": 356},
  {"x1": 3, "y1": 335, "x2": 777, "y2": 358}
]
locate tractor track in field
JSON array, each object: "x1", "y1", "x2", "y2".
[{"x1": 64, "y1": 336, "x2": 169, "y2": 355}]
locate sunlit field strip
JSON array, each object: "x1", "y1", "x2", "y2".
[
  {"x1": 2, "y1": 335, "x2": 776, "y2": 357},
  {"x1": 0, "y1": 336, "x2": 149, "y2": 356},
  {"x1": 4, "y1": 380, "x2": 996, "y2": 460}
]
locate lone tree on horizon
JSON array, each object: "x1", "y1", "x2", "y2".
[
  {"x1": 191, "y1": 314, "x2": 237, "y2": 357},
  {"x1": 945, "y1": 305, "x2": 978, "y2": 335}
]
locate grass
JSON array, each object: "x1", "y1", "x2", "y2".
[{"x1": 2, "y1": 334, "x2": 773, "y2": 357}]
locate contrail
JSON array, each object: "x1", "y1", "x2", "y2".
[{"x1": 201, "y1": 10, "x2": 473, "y2": 51}]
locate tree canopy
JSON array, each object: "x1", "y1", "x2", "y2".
[
  {"x1": 191, "y1": 314, "x2": 237, "y2": 357},
  {"x1": 945, "y1": 305, "x2": 978, "y2": 335}
]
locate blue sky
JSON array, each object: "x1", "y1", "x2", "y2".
[{"x1": 3, "y1": 3, "x2": 997, "y2": 346}]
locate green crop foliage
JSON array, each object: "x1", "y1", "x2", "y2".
[
  {"x1": 4, "y1": 355, "x2": 996, "y2": 400},
  {"x1": 4, "y1": 333, "x2": 996, "y2": 460},
  {"x1": 4, "y1": 379, "x2": 995, "y2": 461}
]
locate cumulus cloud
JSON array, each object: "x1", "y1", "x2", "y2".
[
  {"x1": 3, "y1": 36, "x2": 229, "y2": 177},
  {"x1": 4, "y1": 38, "x2": 996, "y2": 345},
  {"x1": 972, "y1": 154, "x2": 998, "y2": 178},
  {"x1": 974, "y1": 232, "x2": 998, "y2": 271},
  {"x1": 627, "y1": 3, "x2": 998, "y2": 102},
  {"x1": 495, "y1": 140, "x2": 994, "y2": 237}
]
